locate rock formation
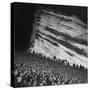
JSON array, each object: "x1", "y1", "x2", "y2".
[{"x1": 28, "y1": 9, "x2": 88, "y2": 68}]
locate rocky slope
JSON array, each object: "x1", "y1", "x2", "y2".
[{"x1": 28, "y1": 9, "x2": 88, "y2": 68}]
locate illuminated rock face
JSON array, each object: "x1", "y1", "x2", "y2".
[{"x1": 28, "y1": 9, "x2": 88, "y2": 68}]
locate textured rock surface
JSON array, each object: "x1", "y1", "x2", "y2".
[{"x1": 28, "y1": 9, "x2": 88, "y2": 68}]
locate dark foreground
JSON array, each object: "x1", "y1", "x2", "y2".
[{"x1": 12, "y1": 52, "x2": 88, "y2": 87}]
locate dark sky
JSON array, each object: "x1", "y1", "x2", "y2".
[{"x1": 12, "y1": 2, "x2": 87, "y2": 52}]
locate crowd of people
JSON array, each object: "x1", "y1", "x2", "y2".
[{"x1": 13, "y1": 52, "x2": 88, "y2": 87}]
